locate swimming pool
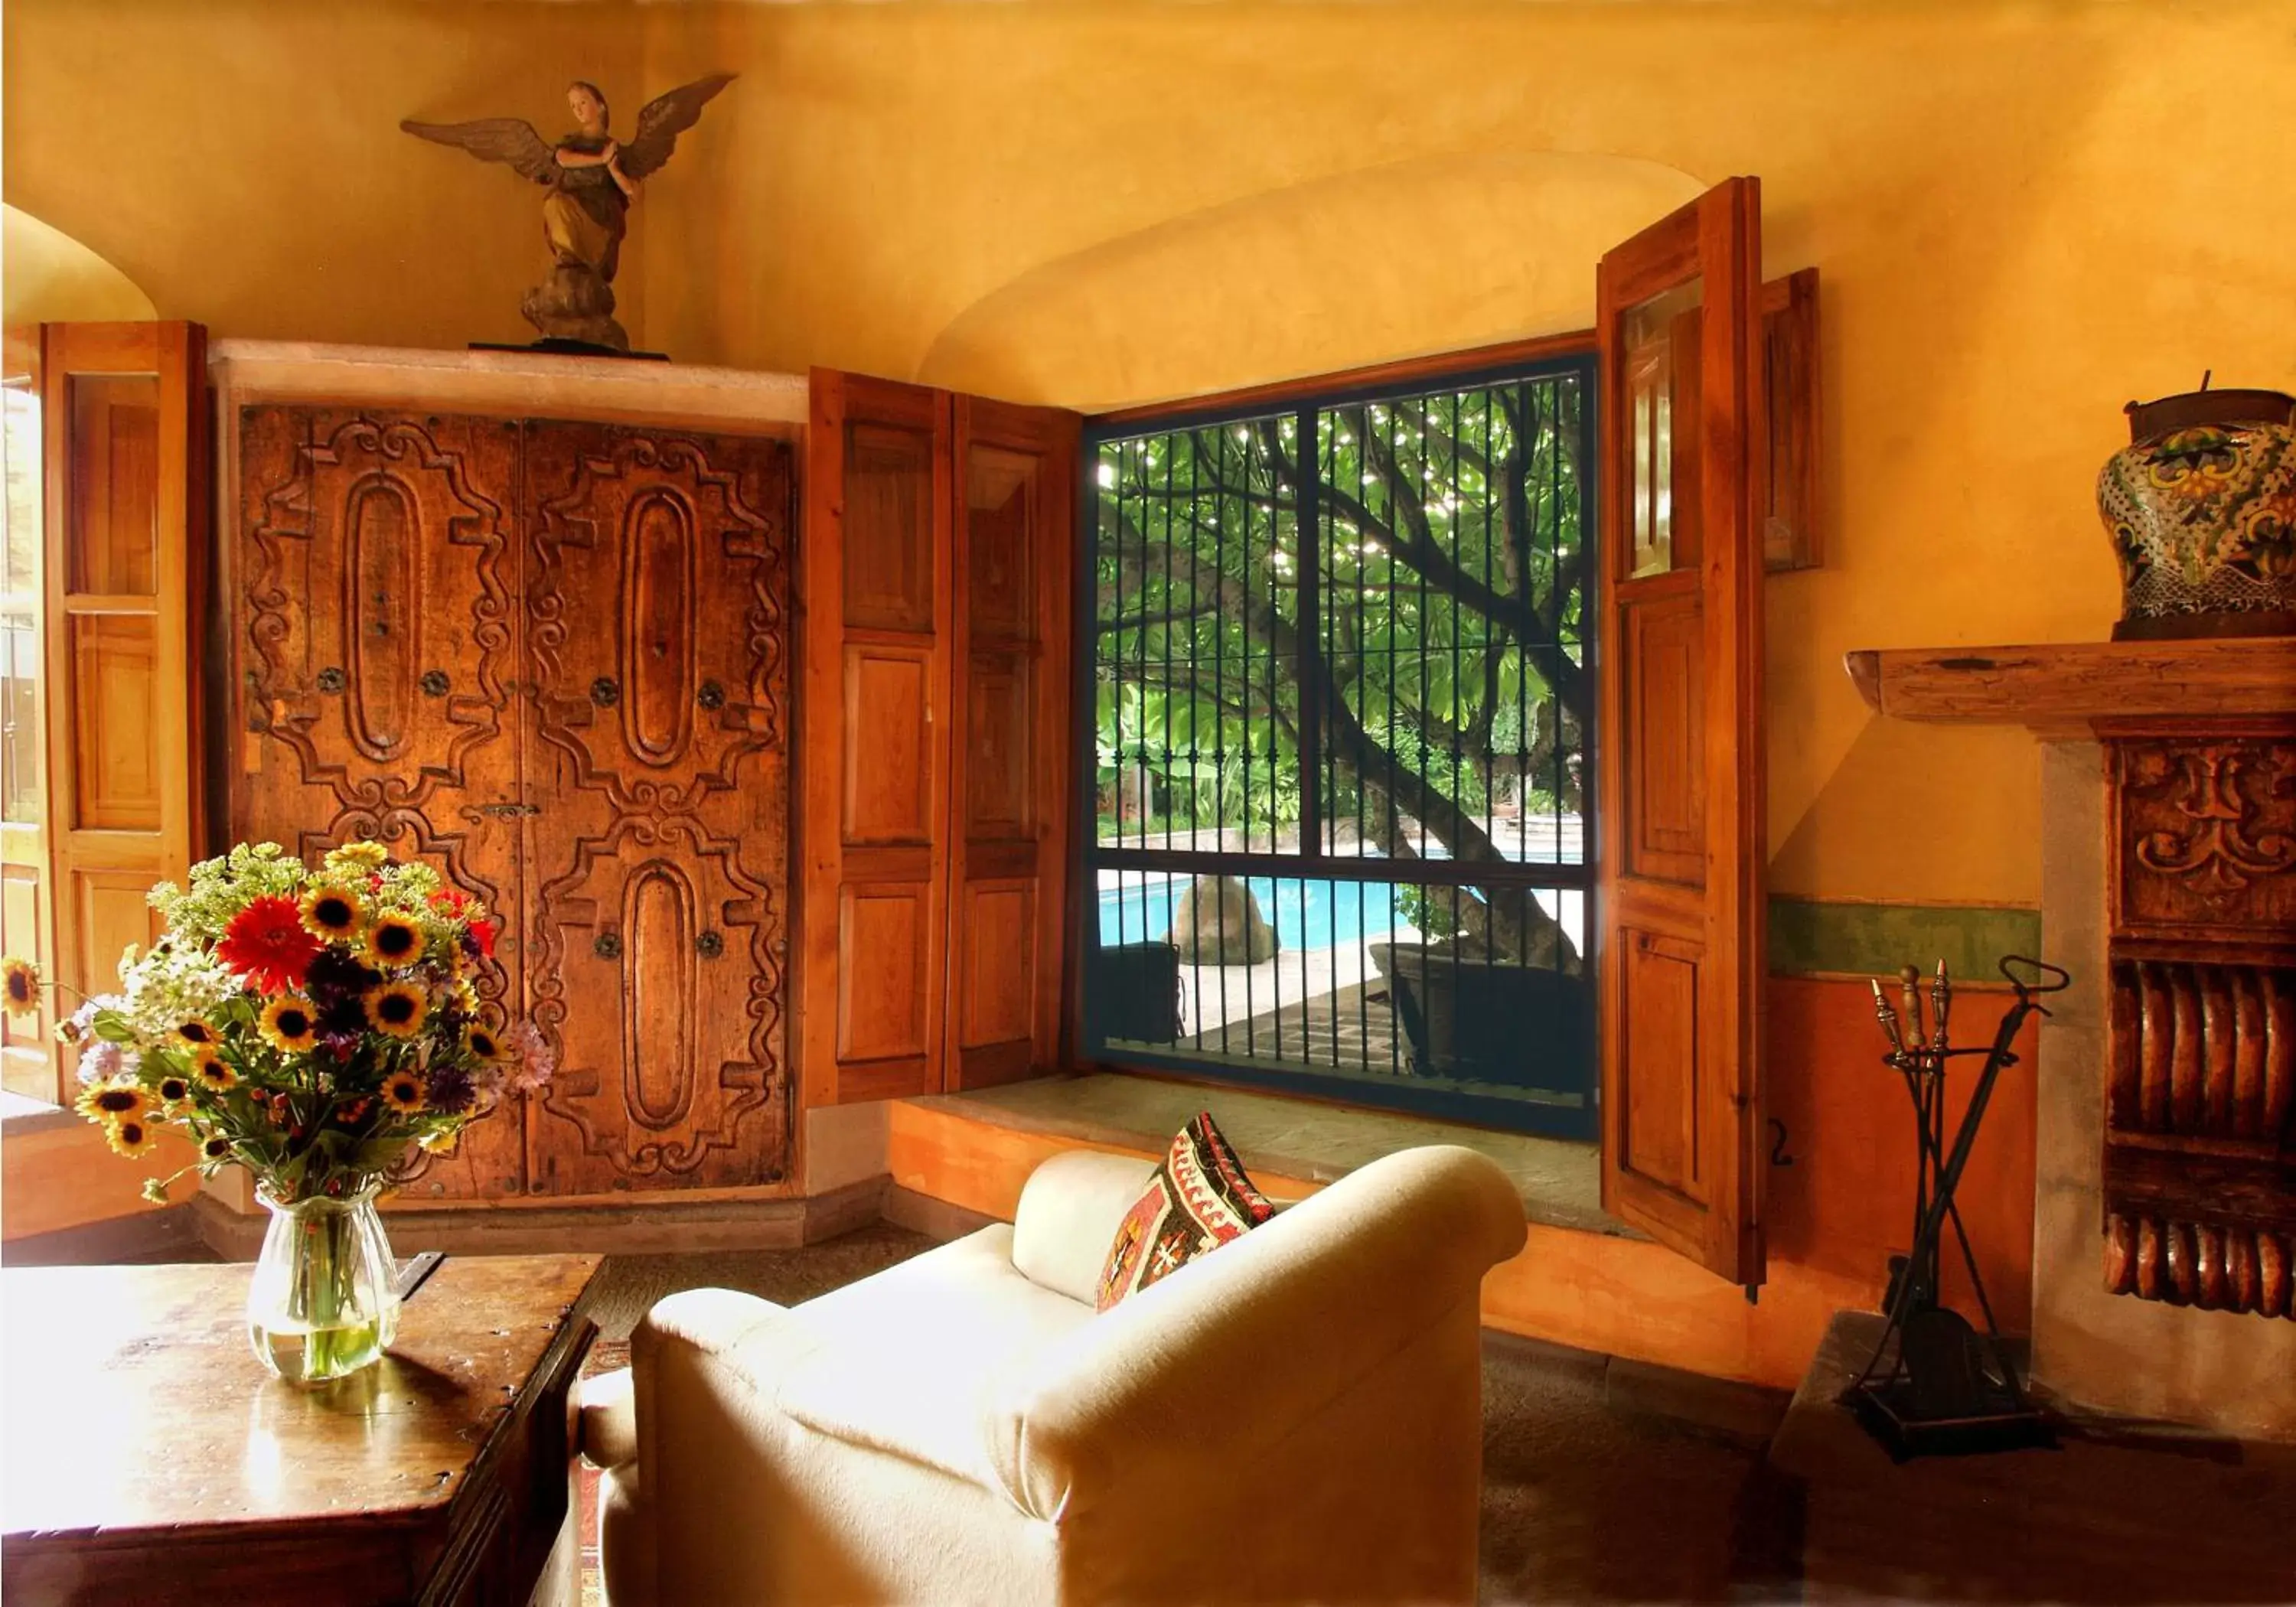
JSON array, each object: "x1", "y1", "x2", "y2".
[
  {"x1": 1096, "y1": 872, "x2": 1587, "y2": 958},
  {"x1": 1097, "y1": 875, "x2": 1399, "y2": 953}
]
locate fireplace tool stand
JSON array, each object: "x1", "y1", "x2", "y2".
[{"x1": 1844, "y1": 953, "x2": 2069, "y2": 1460}]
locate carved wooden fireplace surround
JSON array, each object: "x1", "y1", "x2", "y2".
[{"x1": 1851, "y1": 637, "x2": 2296, "y2": 1323}]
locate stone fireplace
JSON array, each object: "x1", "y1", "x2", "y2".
[{"x1": 1851, "y1": 640, "x2": 2296, "y2": 1441}]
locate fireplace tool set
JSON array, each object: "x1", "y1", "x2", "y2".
[{"x1": 1845, "y1": 953, "x2": 2069, "y2": 1459}]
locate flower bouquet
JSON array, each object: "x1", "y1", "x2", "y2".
[{"x1": 2, "y1": 840, "x2": 550, "y2": 1384}]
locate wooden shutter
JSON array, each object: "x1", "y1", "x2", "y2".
[
  {"x1": 801, "y1": 370, "x2": 954, "y2": 1103},
  {"x1": 945, "y1": 397, "x2": 1078, "y2": 1089},
  {"x1": 1760, "y1": 268, "x2": 1821, "y2": 572},
  {"x1": 42, "y1": 322, "x2": 207, "y2": 1080},
  {"x1": 1593, "y1": 181, "x2": 1769, "y2": 1287}
]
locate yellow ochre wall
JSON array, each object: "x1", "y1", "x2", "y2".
[
  {"x1": 10, "y1": 0, "x2": 2291, "y2": 911},
  {"x1": 5, "y1": 4, "x2": 2291, "y2": 1344}
]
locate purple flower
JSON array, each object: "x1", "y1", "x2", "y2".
[
  {"x1": 423, "y1": 1061, "x2": 477, "y2": 1114},
  {"x1": 305, "y1": 951, "x2": 378, "y2": 1003}
]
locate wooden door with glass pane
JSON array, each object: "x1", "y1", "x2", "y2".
[
  {"x1": 1594, "y1": 178, "x2": 1768, "y2": 1287},
  {"x1": 41, "y1": 323, "x2": 207, "y2": 1099},
  {"x1": 2, "y1": 332, "x2": 51, "y2": 1101},
  {"x1": 233, "y1": 406, "x2": 528, "y2": 1198},
  {"x1": 946, "y1": 397, "x2": 1078, "y2": 1089},
  {"x1": 801, "y1": 370, "x2": 954, "y2": 1104},
  {"x1": 520, "y1": 420, "x2": 794, "y2": 1193}
]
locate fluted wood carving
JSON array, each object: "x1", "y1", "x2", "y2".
[{"x1": 2104, "y1": 728, "x2": 2296, "y2": 1319}]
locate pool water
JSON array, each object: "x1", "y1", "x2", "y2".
[{"x1": 1097, "y1": 875, "x2": 1399, "y2": 953}]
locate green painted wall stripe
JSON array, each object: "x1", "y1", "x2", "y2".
[{"x1": 1766, "y1": 898, "x2": 2041, "y2": 982}]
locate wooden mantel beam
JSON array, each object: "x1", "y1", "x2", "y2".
[{"x1": 1844, "y1": 637, "x2": 2296, "y2": 731}]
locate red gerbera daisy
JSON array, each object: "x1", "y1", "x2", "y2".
[
  {"x1": 470, "y1": 917, "x2": 499, "y2": 959},
  {"x1": 216, "y1": 895, "x2": 323, "y2": 995}
]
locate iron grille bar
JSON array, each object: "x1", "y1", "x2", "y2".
[{"x1": 1091, "y1": 846, "x2": 1590, "y2": 889}]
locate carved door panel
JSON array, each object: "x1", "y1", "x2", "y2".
[
  {"x1": 233, "y1": 407, "x2": 528, "y2": 1199},
  {"x1": 520, "y1": 422, "x2": 793, "y2": 1194},
  {"x1": 1594, "y1": 178, "x2": 1769, "y2": 1289},
  {"x1": 945, "y1": 397, "x2": 1078, "y2": 1089}
]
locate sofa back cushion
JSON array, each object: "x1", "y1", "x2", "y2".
[
  {"x1": 1094, "y1": 1112, "x2": 1277, "y2": 1311},
  {"x1": 1011, "y1": 1150, "x2": 1160, "y2": 1304}
]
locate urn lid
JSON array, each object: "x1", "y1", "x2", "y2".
[{"x1": 2125, "y1": 385, "x2": 2295, "y2": 444}]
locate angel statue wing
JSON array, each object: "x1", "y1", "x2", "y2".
[
  {"x1": 617, "y1": 73, "x2": 738, "y2": 181},
  {"x1": 398, "y1": 116, "x2": 558, "y2": 184}
]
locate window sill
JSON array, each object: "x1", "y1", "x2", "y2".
[
  {"x1": 906, "y1": 1071, "x2": 1624, "y2": 1237},
  {"x1": 0, "y1": 1089, "x2": 75, "y2": 1138}
]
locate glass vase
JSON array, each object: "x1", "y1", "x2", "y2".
[{"x1": 246, "y1": 1183, "x2": 400, "y2": 1385}]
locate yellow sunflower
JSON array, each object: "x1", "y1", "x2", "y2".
[
  {"x1": 364, "y1": 982, "x2": 428, "y2": 1038},
  {"x1": 201, "y1": 1135, "x2": 233, "y2": 1162},
  {"x1": 298, "y1": 883, "x2": 365, "y2": 943},
  {"x1": 106, "y1": 1118, "x2": 158, "y2": 1159},
  {"x1": 193, "y1": 1048, "x2": 237, "y2": 1091},
  {"x1": 325, "y1": 840, "x2": 391, "y2": 875},
  {"x1": 380, "y1": 1070, "x2": 428, "y2": 1113},
  {"x1": 173, "y1": 1018, "x2": 220, "y2": 1051},
  {"x1": 361, "y1": 912, "x2": 426, "y2": 970},
  {"x1": 464, "y1": 1022, "x2": 506, "y2": 1062},
  {"x1": 2, "y1": 956, "x2": 39, "y2": 1019},
  {"x1": 153, "y1": 1073, "x2": 194, "y2": 1111},
  {"x1": 77, "y1": 1083, "x2": 148, "y2": 1123},
  {"x1": 258, "y1": 996, "x2": 321, "y2": 1054}
]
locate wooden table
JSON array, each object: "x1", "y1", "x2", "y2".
[{"x1": 2, "y1": 1253, "x2": 601, "y2": 1606}]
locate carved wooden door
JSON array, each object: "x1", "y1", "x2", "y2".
[
  {"x1": 234, "y1": 409, "x2": 794, "y2": 1201},
  {"x1": 235, "y1": 407, "x2": 530, "y2": 1199},
  {"x1": 520, "y1": 422, "x2": 793, "y2": 1194},
  {"x1": 1593, "y1": 178, "x2": 1769, "y2": 1287}
]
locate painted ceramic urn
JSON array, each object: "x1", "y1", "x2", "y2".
[{"x1": 2099, "y1": 384, "x2": 2296, "y2": 639}]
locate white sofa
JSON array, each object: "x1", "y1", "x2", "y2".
[{"x1": 576, "y1": 1143, "x2": 1528, "y2": 1605}]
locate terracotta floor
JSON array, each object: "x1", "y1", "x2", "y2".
[{"x1": 576, "y1": 1227, "x2": 1795, "y2": 1605}]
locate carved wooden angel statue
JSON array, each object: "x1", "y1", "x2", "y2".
[{"x1": 403, "y1": 74, "x2": 735, "y2": 352}]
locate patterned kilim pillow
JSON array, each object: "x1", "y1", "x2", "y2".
[{"x1": 1095, "y1": 1110, "x2": 1276, "y2": 1311}]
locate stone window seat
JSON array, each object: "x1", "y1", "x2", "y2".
[{"x1": 902, "y1": 1071, "x2": 1620, "y2": 1237}]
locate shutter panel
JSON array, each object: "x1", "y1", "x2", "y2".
[
  {"x1": 1594, "y1": 180, "x2": 1769, "y2": 1287},
  {"x1": 801, "y1": 370, "x2": 954, "y2": 1103},
  {"x1": 41, "y1": 321, "x2": 207, "y2": 1084},
  {"x1": 945, "y1": 396, "x2": 1078, "y2": 1089}
]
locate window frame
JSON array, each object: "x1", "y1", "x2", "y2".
[{"x1": 1071, "y1": 333, "x2": 1601, "y2": 1133}]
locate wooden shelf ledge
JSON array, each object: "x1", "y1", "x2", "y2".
[{"x1": 1844, "y1": 637, "x2": 2296, "y2": 731}]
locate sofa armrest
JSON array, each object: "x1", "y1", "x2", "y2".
[
  {"x1": 1010, "y1": 1149, "x2": 1159, "y2": 1303},
  {"x1": 573, "y1": 1364, "x2": 638, "y2": 1470},
  {"x1": 983, "y1": 1144, "x2": 1527, "y2": 1522}
]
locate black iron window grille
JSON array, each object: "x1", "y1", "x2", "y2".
[{"x1": 1081, "y1": 354, "x2": 1597, "y2": 1136}]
